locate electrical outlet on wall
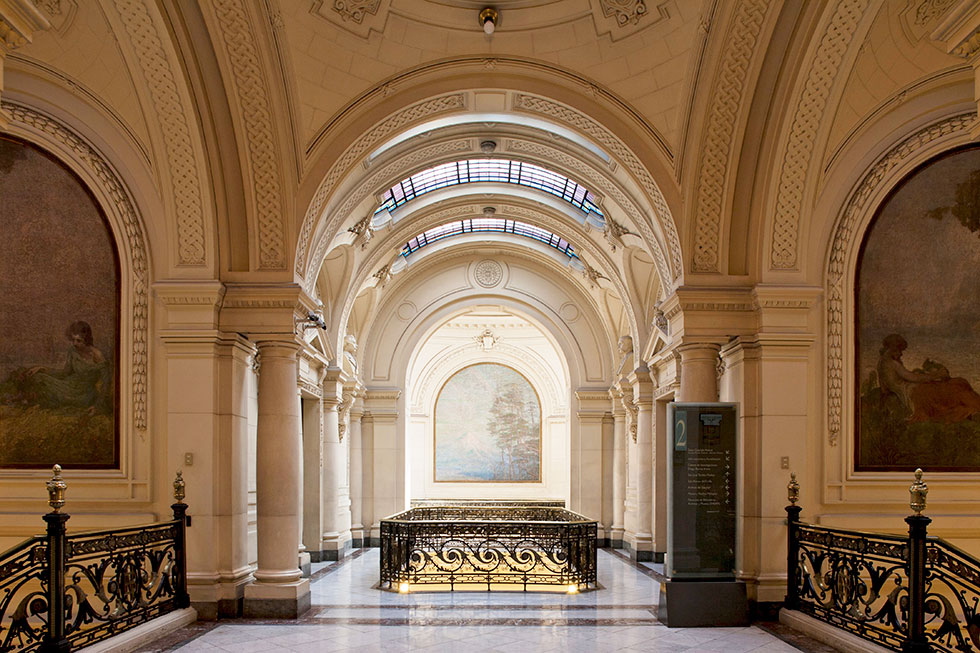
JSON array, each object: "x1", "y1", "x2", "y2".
[{"x1": 184, "y1": 452, "x2": 194, "y2": 466}]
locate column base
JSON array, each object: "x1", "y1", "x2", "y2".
[
  {"x1": 624, "y1": 532, "x2": 654, "y2": 561},
  {"x1": 188, "y1": 569, "x2": 252, "y2": 620},
  {"x1": 351, "y1": 525, "x2": 365, "y2": 548},
  {"x1": 609, "y1": 527, "x2": 625, "y2": 549},
  {"x1": 244, "y1": 579, "x2": 311, "y2": 618},
  {"x1": 298, "y1": 551, "x2": 312, "y2": 577},
  {"x1": 657, "y1": 580, "x2": 749, "y2": 627},
  {"x1": 314, "y1": 532, "x2": 352, "y2": 561}
]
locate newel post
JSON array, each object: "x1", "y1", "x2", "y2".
[
  {"x1": 40, "y1": 465, "x2": 70, "y2": 653},
  {"x1": 784, "y1": 472, "x2": 802, "y2": 611},
  {"x1": 171, "y1": 470, "x2": 190, "y2": 609},
  {"x1": 903, "y1": 468, "x2": 931, "y2": 653}
]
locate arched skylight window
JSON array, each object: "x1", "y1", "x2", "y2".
[
  {"x1": 377, "y1": 159, "x2": 603, "y2": 218},
  {"x1": 402, "y1": 218, "x2": 578, "y2": 259}
]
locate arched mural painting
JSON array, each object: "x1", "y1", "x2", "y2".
[
  {"x1": 856, "y1": 146, "x2": 980, "y2": 471},
  {"x1": 434, "y1": 363, "x2": 542, "y2": 482},
  {"x1": 0, "y1": 136, "x2": 120, "y2": 468}
]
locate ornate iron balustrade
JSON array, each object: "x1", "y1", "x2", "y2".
[
  {"x1": 786, "y1": 469, "x2": 980, "y2": 652},
  {"x1": 0, "y1": 467, "x2": 189, "y2": 652},
  {"x1": 380, "y1": 505, "x2": 597, "y2": 592}
]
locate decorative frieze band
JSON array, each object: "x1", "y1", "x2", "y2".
[{"x1": 770, "y1": 0, "x2": 869, "y2": 270}]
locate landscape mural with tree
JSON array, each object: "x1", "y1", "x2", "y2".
[
  {"x1": 434, "y1": 363, "x2": 541, "y2": 482},
  {"x1": 856, "y1": 146, "x2": 980, "y2": 471}
]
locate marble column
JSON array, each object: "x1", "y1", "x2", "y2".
[
  {"x1": 348, "y1": 397, "x2": 365, "y2": 547},
  {"x1": 677, "y1": 342, "x2": 721, "y2": 402},
  {"x1": 243, "y1": 340, "x2": 310, "y2": 618},
  {"x1": 609, "y1": 390, "x2": 626, "y2": 548},
  {"x1": 301, "y1": 396, "x2": 323, "y2": 565},
  {"x1": 320, "y1": 374, "x2": 351, "y2": 560},
  {"x1": 631, "y1": 367, "x2": 654, "y2": 561}
]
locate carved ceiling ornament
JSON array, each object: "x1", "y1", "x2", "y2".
[
  {"x1": 474, "y1": 259, "x2": 503, "y2": 288},
  {"x1": 4, "y1": 101, "x2": 150, "y2": 431},
  {"x1": 332, "y1": 0, "x2": 381, "y2": 24},
  {"x1": 599, "y1": 0, "x2": 648, "y2": 26},
  {"x1": 825, "y1": 112, "x2": 973, "y2": 447},
  {"x1": 770, "y1": 0, "x2": 870, "y2": 271}
]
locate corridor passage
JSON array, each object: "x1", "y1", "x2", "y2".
[{"x1": 141, "y1": 549, "x2": 818, "y2": 652}]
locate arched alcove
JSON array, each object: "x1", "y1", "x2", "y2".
[{"x1": 407, "y1": 306, "x2": 570, "y2": 503}]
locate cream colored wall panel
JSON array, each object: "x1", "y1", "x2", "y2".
[{"x1": 14, "y1": 1, "x2": 151, "y2": 158}]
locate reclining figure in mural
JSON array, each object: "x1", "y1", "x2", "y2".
[
  {"x1": 0, "y1": 321, "x2": 111, "y2": 415},
  {"x1": 876, "y1": 333, "x2": 980, "y2": 424}
]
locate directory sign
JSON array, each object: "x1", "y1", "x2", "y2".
[{"x1": 666, "y1": 403, "x2": 738, "y2": 580}]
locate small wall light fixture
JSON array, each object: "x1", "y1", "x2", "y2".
[{"x1": 480, "y1": 7, "x2": 498, "y2": 35}]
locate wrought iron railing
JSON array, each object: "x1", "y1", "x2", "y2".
[
  {"x1": 380, "y1": 504, "x2": 597, "y2": 591},
  {"x1": 0, "y1": 466, "x2": 189, "y2": 652},
  {"x1": 786, "y1": 469, "x2": 980, "y2": 652}
]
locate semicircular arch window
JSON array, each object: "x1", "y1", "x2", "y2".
[
  {"x1": 376, "y1": 158, "x2": 603, "y2": 218},
  {"x1": 401, "y1": 218, "x2": 577, "y2": 259}
]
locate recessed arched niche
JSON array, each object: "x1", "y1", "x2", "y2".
[
  {"x1": 434, "y1": 363, "x2": 542, "y2": 483},
  {"x1": 0, "y1": 136, "x2": 120, "y2": 469},
  {"x1": 407, "y1": 305, "x2": 570, "y2": 502},
  {"x1": 855, "y1": 145, "x2": 980, "y2": 472}
]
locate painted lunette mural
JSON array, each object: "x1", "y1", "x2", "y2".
[
  {"x1": 434, "y1": 363, "x2": 542, "y2": 482},
  {"x1": 856, "y1": 146, "x2": 980, "y2": 471},
  {"x1": 0, "y1": 136, "x2": 120, "y2": 468}
]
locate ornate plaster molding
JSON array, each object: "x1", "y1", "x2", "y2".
[
  {"x1": 112, "y1": 0, "x2": 207, "y2": 266},
  {"x1": 513, "y1": 93, "x2": 682, "y2": 281},
  {"x1": 210, "y1": 0, "x2": 286, "y2": 269},
  {"x1": 296, "y1": 93, "x2": 466, "y2": 278},
  {"x1": 4, "y1": 100, "x2": 150, "y2": 430},
  {"x1": 825, "y1": 113, "x2": 972, "y2": 446},
  {"x1": 692, "y1": 0, "x2": 770, "y2": 273},
  {"x1": 769, "y1": 0, "x2": 870, "y2": 270}
]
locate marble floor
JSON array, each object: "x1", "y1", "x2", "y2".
[{"x1": 141, "y1": 549, "x2": 825, "y2": 652}]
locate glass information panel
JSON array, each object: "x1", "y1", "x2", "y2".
[{"x1": 666, "y1": 402, "x2": 738, "y2": 580}]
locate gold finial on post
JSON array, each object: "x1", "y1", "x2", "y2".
[
  {"x1": 173, "y1": 470, "x2": 186, "y2": 503},
  {"x1": 46, "y1": 464, "x2": 66, "y2": 513},
  {"x1": 910, "y1": 468, "x2": 927, "y2": 515},
  {"x1": 787, "y1": 472, "x2": 800, "y2": 506}
]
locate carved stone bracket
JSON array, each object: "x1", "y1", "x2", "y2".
[
  {"x1": 337, "y1": 389, "x2": 355, "y2": 442},
  {"x1": 621, "y1": 392, "x2": 638, "y2": 443}
]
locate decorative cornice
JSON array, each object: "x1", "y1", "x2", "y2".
[
  {"x1": 692, "y1": 0, "x2": 770, "y2": 273},
  {"x1": 112, "y1": 0, "x2": 207, "y2": 266},
  {"x1": 4, "y1": 101, "x2": 150, "y2": 430},
  {"x1": 825, "y1": 113, "x2": 972, "y2": 446},
  {"x1": 770, "y1": 0, "x2": 870, "y2": 270},
  {"x1": 210, "y1": 0, "x2": 286, "y2": 269}
]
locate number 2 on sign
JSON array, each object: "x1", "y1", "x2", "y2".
[{"x1": 674, "y1": 417, "x2": 687, "y2": 451}]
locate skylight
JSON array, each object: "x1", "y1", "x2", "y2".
[
  {"x1": 402, "y1": 218, "x2": 578, "y2": 259},
  {"x1": 377, "y1": 159, "x2": 604, "y2": 218}
]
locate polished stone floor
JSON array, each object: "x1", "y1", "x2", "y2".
[{"x1": 142, "y1": 549, "x2": 819, "y2": 652}]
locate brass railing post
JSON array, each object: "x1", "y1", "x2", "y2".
[
  {"x1": 40, "y1": 465, "x2": 70, "y2": 653},
  {"x1": 785, "y1": 472, "x2": 802, "y2": 611},
  {"x1": 171, "y1": 471, "x2": 190, "y2": 609},
  {"x1": 903, "y1": 468, "x2": 930, "y2": 653}
]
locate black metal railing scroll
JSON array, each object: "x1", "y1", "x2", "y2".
[
  {"x1": 786, "y1": 468, "x2": 980, "y2": 653},
  {"x1": 380, "y1": 505, "x2": 597, "y2": 591},
  {"x1": 0, "y1": 466, "x2": 189, "y2": 653}
]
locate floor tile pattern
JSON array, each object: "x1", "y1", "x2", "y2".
[{"x1": 141, "y1": 549, "x2": 813, "y2": 652}]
